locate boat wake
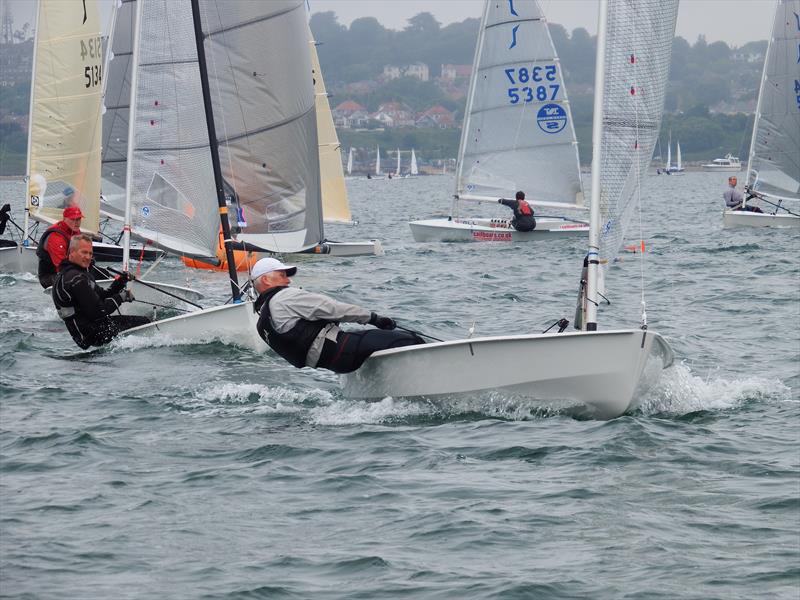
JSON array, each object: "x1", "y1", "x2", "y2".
[{"x1": 635, "y1": 362, "x2": 792, "y2": 416}]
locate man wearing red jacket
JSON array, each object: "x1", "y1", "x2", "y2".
[{"x1": 37, "y1": 205, "x2": 84, "y2": 288}]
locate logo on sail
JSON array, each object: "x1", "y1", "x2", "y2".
[{"x1": 536, "y1": 103, "x2": 567, "y2": 133}]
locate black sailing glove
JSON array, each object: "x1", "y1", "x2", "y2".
[{"x1": 369, "y1": 312, "x2": 396, "y2": 330}]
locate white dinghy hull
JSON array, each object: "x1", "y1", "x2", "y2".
[
  {"x1": 722, "y1": 210, "x2": 800, "y2": 228},
  {"x1": 119, "y1": 300, "x2": 263, "y2": 351},
  {"x1": 0, "y1": 244, "x2": 38, "y2": 274},
  {"x1": 312, "y1": 240, "x2": 384, "y2": 257},
  {"x1": 341, "y1": 329, "x2": 673, "y2": 420},
  {"x1": 409, "y1": 217, "x2": 589, "y2": 242}
]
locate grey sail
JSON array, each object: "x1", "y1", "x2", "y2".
[
  {"x1": 196, "y1": 0, "x2": 323, "y2": 253},
  {"x1": 746, "y1": 0, "x2": 800, "y2": 201},
  {"x1": 456, "y1": 0, "x2": 584, "y2": 209},
  {"x1": 596, "y1": 0, "x2": 679, "y2": 269},
  {"x1": 126, "y1": 0, "x2": 220, "y2": 259},
  {"x1": 100, "y1": 0, "x2": 135, "y2": 221}
]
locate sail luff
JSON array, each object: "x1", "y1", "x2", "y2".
[{"x1": 22, "y1": 1, "x2": 41, "y2": 242}]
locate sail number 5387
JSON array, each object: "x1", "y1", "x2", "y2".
[{"x1": 505, "y1": 65, "x2": 559, "y2": 104}]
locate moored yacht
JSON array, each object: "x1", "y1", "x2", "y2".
[{"x1": 701, "y1": 154, "x2": 741, "y2": 172}]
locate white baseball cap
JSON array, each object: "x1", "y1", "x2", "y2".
[{"x1": 250, "y1": 257, "x2": 297, "y2": 280}]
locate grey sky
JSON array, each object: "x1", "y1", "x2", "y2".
[{"x1": 4, "y1": 0, "x2": 774, "y2": 47}]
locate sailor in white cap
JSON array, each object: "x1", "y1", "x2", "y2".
[{"x1": 250, "y1": 257, "x2": 423, "y2": 373}]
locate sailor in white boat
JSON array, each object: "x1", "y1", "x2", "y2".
[
  {"x1": 37, "y1": 205, "x2": 85, "y2": 288},
  {"x1": 52, "y1": 234, "x2": 150, "y2": 349},
  {"x1": 251, "y1": 257, "x2": 424, "y2": 373},
  {"x1": 498, "y1": 191, "x2": 536, "y2": 232},
  {"x1": 724, "y1": 176, "x2": 763, "y2": 213}
]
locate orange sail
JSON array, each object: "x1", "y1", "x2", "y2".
[{"x1": 181, "y1": 228, "x2": 259, "y2": 272}]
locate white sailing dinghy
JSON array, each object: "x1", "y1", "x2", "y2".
[
  {"x1": 663, "y1": 132, "x2": 685, "y2": 174},
  {"x1": 308, "y1": 30, "x2": 382, "y2": 256},
  {"x1": 343, "y1": 0, "x2": 677, "y2": 419},
  {"x1": 409, "y1": 0, "x2": 589, "y2": 243},
  {"x1": 120, "y1": 0, "x2": 330, "y2": 350},
  {"x1": 346, "y1": 148, "x2": 354, "y2": 177},
  {"x1": 723, "y1": 0, "x2": 799, "y2": 228},
  {"x1": 410, "y1": 149, "x2": 419, "y2": 176}
]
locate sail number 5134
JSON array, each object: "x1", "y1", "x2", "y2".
[
  {"x1": 505, "y1": 65, "x2": 559, "y2": 104},
  {"x1": 80, "y1": 36, "x2": 102, "y2": 89}
]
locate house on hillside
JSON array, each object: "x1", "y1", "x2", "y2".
[
  {"x1": 370, "y1": 102, "x2": 416, "y2": 128},
  {"x1": 332, "y1": 100, "x2": 369, "y2": 129},
  {"x1": 439, "y1": 64, "x2": 471, "y2": 82},
  {"x1": 382, "y1": 62, "x2": 430, "y2": 82},
  {"x1": 416, "y1": 105, "x2": 455, "y2": 129}
]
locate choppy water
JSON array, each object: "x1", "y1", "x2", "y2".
[{"x1": 1, "y1": 173, "x2": 798, "y2": 598}]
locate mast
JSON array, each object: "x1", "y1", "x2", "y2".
[
  {"x1": 453, "y1": 0, "x2": 490, "y2": 216},
  {"x1": 121, "y1": 0, "x2": 143, "y2": 274},
  {"x1": 190, "y1": 0, "x2": 241, "y2": 302},
  {"x1": 22, "y1": 2, "x2": 41, "y2": 246},
  {"x1": 584, "y1": 0, "x2": 609, "y2": 332}
]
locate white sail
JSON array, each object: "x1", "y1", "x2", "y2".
[
  {"x1": 27, "y1": 0, "x2": 104, "y2": 233},
  {"x1": 676, "y1": 141, "x2": 682, "y2": 170},
  {"x1": 665, "y1": 133, "x2": 672, "y2": 170},
  {"x1": 347, "y1": 148, "x2": 354, "y2": 175},
  {"x1": 100, "y1": 0, "x2": 136, "y2": 221},
  {"x1": 456, "y1": 0, "x2": 584, "y2": 209},
  {"x1": 411, "y1": 149, "x2": 419, "y2": 175},
  {"x1": 746, "y1": 0, "x2": 800, "y2": 201},
  {"x1": 309, "y1": 28, "x2": 352, "y2": 224},
  {"x1": 595, "y1": 0, "x2": 679, "y2": 270},
  {"x1": 125, "y1": 0, "x2": 220, "y2": 259},
  {"x1": 375, "y1": 145, "x2": 381, "y2": 175},
  {"x1": 395, "y1": 148, "x2": 401, "y2": 176},
  {"x1": 196, "y1": 0, "x2": 323, "y2": 254}
]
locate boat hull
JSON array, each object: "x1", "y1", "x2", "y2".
[
  {"x1": 722, "y1": 210, "x2": 800, "y2": 228},
  {"x1": 309, "y1": 240, "x2": 384, "y2": 257},
  {"x1": 340, "y1": 329, "x2": 674, "y2": 420},
  {"x1": 701, "y1": 165, "x2": 741, "y2": 172},
  {"x1": 0, "y1": 244, "x2": 38, "y2": 274},
  {"x1": 409, "y1": 217, "x2": 589, "y2": 242},
  {"x1": 118, "y1": 300, "x2": 263, "y2": 351}
]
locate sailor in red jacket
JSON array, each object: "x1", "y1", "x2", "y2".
[{"x1": 37, "y1": 205, "x2": 84, "y2": 288}]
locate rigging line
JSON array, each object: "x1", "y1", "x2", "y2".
[{"x1": 631, "y1": 4, "x2": 647, "y2": 329}]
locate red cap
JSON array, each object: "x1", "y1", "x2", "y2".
[{"x1": 63, "y1": 206, "x2": 84, "y2": 220}]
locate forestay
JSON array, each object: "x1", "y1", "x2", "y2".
[
  {"x1": 456, "y1": 0, "x2": 583, "y2": 209},
  {"x1": 595, "y1": 0, "x2": 678, "y2": 270},
  {"x1": 27, "y1": 0, "x2": 104, "y2": 233},
  {"x1": 195, "y1": 0, "x2": 323, "y2": 253},
  {"x1": 746, "y1": 0, "x2": 800, "y2": 201}
]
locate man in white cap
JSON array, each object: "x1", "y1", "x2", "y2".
[{"x1": 251, "y1": 257, "x2": 423, "y2": 373}]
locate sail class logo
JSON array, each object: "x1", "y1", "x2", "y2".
[{"x1": 536, "y1": 103, "x2": 567, "y2": 133}]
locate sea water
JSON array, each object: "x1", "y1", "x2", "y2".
[{"x1": 1, "y1": 173, "x2": 798, "y2": 598}]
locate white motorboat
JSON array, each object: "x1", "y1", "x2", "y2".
[
  {"x1": 722, "y1": 0, "x2": 799, "y2": 228},
  {"x1": 408, "y1": 1, "x2": 588, "y2": 242},
  {"x1": 702, "y1": 154, "x2": 742, "y2": 172},
  {"x1": 344, "y1": 0, "x2": 678, "y2": 419}
]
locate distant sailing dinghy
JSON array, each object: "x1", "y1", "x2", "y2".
[
  {"x1": 723, "y1": 0, "x2": 799, "y2": 229},
  {"x1": 308, "y1": 31, "x2": 382, "y2": 256},
  {"x1": 409, "y1": 0, "x2": 589, "y2": 242},
  {"x1": 344, "y1": 0, "x2": 677, "y2": 419}
]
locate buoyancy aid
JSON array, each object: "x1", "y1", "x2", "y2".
[
  {"x1": 517, "y1": 199, "x2": 533, "y2": 216},
  {"x1": 255, "y1": 287, "x2": 329, "y2": 368},
  {"x1": 36, "y1": 224, "x2": 71, "y2": 279}
]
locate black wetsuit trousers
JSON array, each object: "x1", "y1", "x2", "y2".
[
  {"x1": 82, "y1": 315, "x2": 152, "y2": 348},
  {"x1": 317, "y1": 329, "x2": 424, "y2": 374}
]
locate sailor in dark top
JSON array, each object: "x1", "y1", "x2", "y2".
[
  {"x1": 498, "y1": 190, "x2": 536, "y2": 232},
  {"x1": 252, "y1": 257, "x2": 423, "y2": 373},
  {"x1": 724, "y1": 176, "x2": 763, "y2": 213},
  {"x1": 52, "y1": 234, "x2": 150, "y2": 349},
  {"x1": 37, "y1": 205, "x2": 84, "y2": 288}
]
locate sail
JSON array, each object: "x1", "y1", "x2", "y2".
[
  {"x1": 125, "y1": 0, "x2": 220, "y2": 258},
  {"x1": 375, "y1": 146, "x2": 381, "y2": 174},
  {"x1": 309, "y1": 29, "x2": 352, "y2": 224},
  {"x1": 347, "y1": 148, "x2": 353, "y2": 175},
  {"x1": 676, "y1": 141, "x2": 682, "y2": 170},
  {"x1": 27, "y1": 0, "x2": 104, "y2": 233},
  {"x1": 100, "y1": 0, "x2": 136, "y2": 221},
  {"x1": 395, "y1": 149, "x2": 401, "y2": 176},
  {"x1": 456, "y1": 0, "x2": 584, "y2": 209},
  {"x1": 746, "y1": 0, "x2": 800, "y2": 200},
  {"x1": 197, "y1": 0, "x2": 323, "y2": 253},
  {"x1": 596, "y1": 0, "x2": 678, "y2": 269},
  {"x1": 411, "y1": 149, "x2": 419, "y2": 175},
  {"x1": 665, "y1": 137, "x2": 672, "y2": 170}
]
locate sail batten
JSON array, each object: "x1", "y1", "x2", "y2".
[{"x1": 457, "y1": 0, "x2": 584, "y2": 208}]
